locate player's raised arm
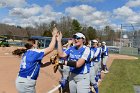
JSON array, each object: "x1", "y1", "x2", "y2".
[
  {"x1": 57, "y1": 32, "x2": 67, "y2": 58},
  {"x1": 44, "y1": 26, "x2": 58, "y2": 56}
]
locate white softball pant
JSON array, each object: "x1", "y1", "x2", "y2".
[
  {"x1": 103, "y1": 56, "x2": 108, "y2": 65},
  {"x1": 16, "y1": 76, "x2": 36, "y2": 93},
  {"x1": 89, "y1": 66, "x2": 96, "y2": 85},
  {"x1": 58, "y1": 65, "x2": 70, "y2": 79},
  {"x1": 69, "y1": 73, "x2": 90, "y2": 93}
]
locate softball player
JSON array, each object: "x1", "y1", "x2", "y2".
[
  {"x1": 90, "y1": 39, "x2": 101, "y2": 93},
  {"x1": 57, "y1": 32, "x2": 91, "y2": 93},
  {"x1": 90, "y1": 50, "x2": 97, "y2": 93},
  {"x1": 13, "y1": 27, "x2": 58, "y2": 93},
  {"x1": 58, "y1": 46, "x2": 70, "y2": 90},
  {"x1": 101, "y1": 41, "x2": 109, "y2": 74},
  {"x1": 97, "y1": 42, "x2": 102, "y2": 81}
]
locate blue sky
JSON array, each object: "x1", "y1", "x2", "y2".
[
  {"x1": 26, "y1": 0, "x2": 128, "y2": 12},
  {"x1": 0, "y1": 0, "x2": 140, "y2": 29}
]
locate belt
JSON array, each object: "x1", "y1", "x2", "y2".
[
  {"x1": 70, "y1": 71, "x2": 89, "y2": 75},
  {"x1": 94, "y1": 61, "x2": 99, "y2": 63},
  {"x1": 18, "y1": 75, "x2": 36, "y2": 80},
  {"x1": 70, "y1": 72, "x2": 89, "y2": 75}
]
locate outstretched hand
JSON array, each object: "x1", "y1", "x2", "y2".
[
  {"x1": 68, "y1": 39, "x2": 73, "y2": 45},
  {"x1": 56, "y1": 31, "x2": 62, "y2": 42},
  {"x1": 52, "y1": 24, "x2": 58, "y2": 36}
]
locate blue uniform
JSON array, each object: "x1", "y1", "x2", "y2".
[
  {"x1": 90, "y1": 47, "x2": 101, "y2": 66},
  {"x1": 101, "y1": 45, "x2": 109, "y2": 71},
  {"x1": 18, "y1": 49, "x2": 44, "y2": 80},
  {"x1": 102, "y1": 45, "x2": 108, "y2": 56},
  {"x1": 99, "y1": 47, "x2": 102, "y2": 59},
  {"x1": 98, "y1": 47, "x2": 102, "y2": 71},
  {"x1": 16, "y1": 49, "x2": 45, "y2": 93},
  {"x1": 64, "y1": 45, "x2": 91, "y2": 93},
  {"x1": 59, "y1": 48, "x2": 70, "y2": 89},
  {"x1": 65, "y1": 45, "x2": 91, "y2": 74},
  {"x1": 90, "y1": 47, "x2": 101, "y2": 93}
]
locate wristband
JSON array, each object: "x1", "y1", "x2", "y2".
[{"x1": 67, "y1": 61, "x2": 76, "y2": 67}]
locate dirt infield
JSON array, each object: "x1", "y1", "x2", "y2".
[{"x1": 0, "y1": 47, "x2": 138, "y2": 93}]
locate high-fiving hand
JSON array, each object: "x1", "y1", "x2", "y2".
[
  {"x1": 52, "y1": 24, "x2": 58, "y2": 36},
  {"x1": 56, "y1": 31, "x2": 62, "y2": 42}
]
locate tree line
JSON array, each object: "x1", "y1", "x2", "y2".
[{"x1": 0, "y1": 16, "x2": 131, "y2": 45}]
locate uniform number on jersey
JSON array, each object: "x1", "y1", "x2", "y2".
[{"x1": 20, "y1": 56, "x2": 26, "y2": 69}]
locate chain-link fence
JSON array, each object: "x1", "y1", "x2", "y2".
[{"x1": 108, "y1": 46, "x2": 139, "y2": 56}]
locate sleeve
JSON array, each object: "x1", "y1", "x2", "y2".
[
  {"x1": 90, "y1": 49, "x2": 94, "y2": 58},
  {"x1": 36, "y1": 49, "x2": 45, "y2": 60},
  {"x1": 104, "y1": 46, "x2": 107, "y2": 52},
  {"x1": 64, "y1": 47, "x2": 71, "y2": 56},
  {"x1": 100, "y1": 47, "x2": 102, "y2": 53},
  {"x1": 106, "y1": 47, "x2": 109, "y2": 55},
  {"x1": 94, "y1": 48, "x2": 100, "y2": 57},
  {"x1": 81, "y1": 47, "x2": 90, "y2": 61}
]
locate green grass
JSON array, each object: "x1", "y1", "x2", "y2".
[{"x1": 99, "y1": 57, "x2": 140, "y2": 93}]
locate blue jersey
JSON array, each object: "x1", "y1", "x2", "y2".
[
  {"x1": 64, "y1": 45, "x2": 91, "y2": 74},
  {"x1": 102, "y1": 45, "x2": 108, "y2": 56},
  {"x1": 97, "y1": 47, "x2": 102, "y2": 61},
  {"x1": 98, "y1": 47, "x2": 102, "y2": 58},
  {"x1": 90, "y1": 47, "x2": 101, "y2": 66},
  {"x1": 18, "y1": 49, "x2": 44, "y2": 80}
]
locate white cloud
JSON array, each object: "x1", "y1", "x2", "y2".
[
  {"x1": 109, "y1": 24, "x2": 120, "y2": 30},
  {"x1": 2, "y1": 18, "x2": 12, "y2": 23},
  {"x1": 9, "y1": 4, "x2": 41, "y2": 18},
  {"x1": 111, "y1": 0, "x2": 140, "y2": 27},
  {"x1": 3, "y1": 1, "x2": 140, "y2": 29},
  {"x1": 127, "y1": 15, "x2": 140, "y2": 24},
  {"x1": 19, "y1": 15, "x2": 61, "y2": 27},
  {"x1": 1, "y1": 16, "x2": 54, "y2": 28},
  {"x1": 113, "y1": 6, "x2": 135, "y2": 18},
  {"x1": 126, "y1": 0, "x2": 140, "y2": 7},
  {"x1": 83, "y1": 11, "x2": 110, "y2": 26},
  {"x1": 65, "y1": 5, "x2": 111, "y2": 27},
  {"x1": 9, "y1": 4, "x2": 63, "y2": 19},
  {"x1": 65, "y1": 5, "x2": 96, "y2": 17},
  {"x1": 0, "y1": 0, "x2": 27, "y2": 8},
  {"x1": 113, "y1": 5, "x2": 140, "y2": 24},
  {"x1": 7, "y1": 14, "x2": 62, "y2": 28},
  {"x1": 6, "y1": 5, "x2": 63, "y2": 27},
  {"x1": 43, "y1": 5, "x2": 63, "y2": 17},
  {"x1": 2, "y1": 18, "x2": 15, "y2": 25}
]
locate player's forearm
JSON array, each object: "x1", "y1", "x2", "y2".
[
  {"x1": 57, "y1": 40, "x2": 64, "y2": 57},
  {"x1": 48, "y1": 36, "x2": 56, "y2": 52}
]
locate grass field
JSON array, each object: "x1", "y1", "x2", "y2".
[{"x1": 99, "y1": 57, "x2": 140, "y2": 93}]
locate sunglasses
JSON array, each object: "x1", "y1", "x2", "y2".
[
  {"x1": 92, "y1": 42, "x2": 97, "y2": 43},
  {"x1": 72, "y1": 35, "x2": 83, "y2": 40}
]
